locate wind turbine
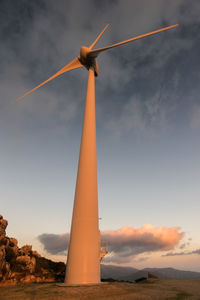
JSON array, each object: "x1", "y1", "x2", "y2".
[{"x1": 16, "y1": 23, "x2": 179, "y2": 285}]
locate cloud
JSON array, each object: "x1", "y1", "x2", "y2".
[
  {"x1": 102, "y1": 225, "x2": 184, "y2": 263},
  {"x1": 106, "y1": 93, "x2": 172, "y2": 137},
  {"x1": 190, "y1": 104, "x2": 200, "y2": 129},
  {"x1": 163, "y1": 249, "x2": 200, "y2": 257},
  {"x1": 0, "y1": 0, "x2": 199, "y2": 150},
  {"x1": 38, "y1": 233, "x2": 70, "y2": 255},
  {"x1": 38, "y1": 224, "x2": 184, "y2": 263},
  {"x1": 1, "y1": 0, "x2": 199, "y2": 135},
  {"x1": 134, "y1": 256, "x2": 150, "y2": 263}
]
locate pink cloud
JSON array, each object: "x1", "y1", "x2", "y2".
[
  {"x1": 102, "y1": 224, "x2": 184, "y2": 263},
  {"x1": 38, "y1": 224, "x2": 184, "y2": 263},
  {"x1": 163, "y1": 249, "x2": 200, "y2": 257}
]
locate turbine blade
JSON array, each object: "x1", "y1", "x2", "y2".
[
  {"x1": 89, "y1": 24, "x2": 109, "y2": 49},
  {"x1": 16, "y1": 57, "x2": 83, "y2": 102},
  {"x1": 88, "y1": 24, "x2": 179, "y2": 58}
]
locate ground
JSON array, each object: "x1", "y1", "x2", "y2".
[{"x1": 0, "y1": 279, "x2": 200, "y2": 300}]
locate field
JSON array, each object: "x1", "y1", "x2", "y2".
[{"x1": 0, "y1": 279, "x2": 200, "y2": 300}]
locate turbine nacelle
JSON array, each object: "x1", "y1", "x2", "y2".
[{"x1": 79, "y1": 46, "x2": 98, "y2": 76}]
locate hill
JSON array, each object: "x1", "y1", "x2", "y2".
[{"x1": 101, "y1": 264, "x2": 200, "y2": 282}]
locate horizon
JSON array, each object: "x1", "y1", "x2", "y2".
[{"x1": 1, "y1": 0, "x2": 200, "y2": 273}]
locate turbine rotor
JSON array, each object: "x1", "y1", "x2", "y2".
[{"x1": 15, "y1": 23, "x2": 179, "y2": 102}]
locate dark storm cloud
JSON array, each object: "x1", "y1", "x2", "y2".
[
  {"x1": 38, "y1": 232, "x2": 70, "y2": 255},
  {"x1": 163, "y1": 249, "x2": 200, "y2": 257},
  {"x1": 38, "y1": 225, "x2": 184, "y2": 263},
  {"x1": 1, "y1": 0, "x2": 200, "y2": 139}
]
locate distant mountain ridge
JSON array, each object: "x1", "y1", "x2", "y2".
[{"x1": 101, "y1": 264, "x2": 200, "y2": 282}]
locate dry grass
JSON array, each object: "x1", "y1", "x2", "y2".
[{"x1": 0, "y1": 279, "x2": 200, "y2": 300}]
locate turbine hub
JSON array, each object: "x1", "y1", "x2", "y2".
[
  {"x1": 79, "y1": 46, "x2": 98, "y2": 76},
  {"x1": 80, "y1": 46, "x2": 90, "y2": 64}
]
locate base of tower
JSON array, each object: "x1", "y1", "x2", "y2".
[{"x1": 57, "y1": 282, "x2": 108, "y2": 287}]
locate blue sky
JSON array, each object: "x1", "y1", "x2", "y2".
[{"x1": 1, "y1": 0, "x2": 200, "y2": 271}]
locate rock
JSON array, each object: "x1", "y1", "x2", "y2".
[
  {"x1": 0, "y1": 218, "x2": 8, "y2": 232},
  {"x1": 0, "y1": 214, "x2": 65, "y2": 285},
  {"x1": 3, "y1": 262, "x2": 11, "y2": 280},
  {"x1": 135, "y1": 277, "x2": 147, "y2": 283},
  {"x1": 0, "y1": 218, "x2": 7, "y2": 243},
  {"x1": 9, "y1": 238, "x2": 18, "y2": 248},
  {"x1": 148, "y1": 272, "x2": 158, "y2": 279},
  {"x1": 5, "y1": 243, "x2": 18, "y2": 264},
  {"x1": 15, "y1": 255, "x2": 36, "y2": 274},
  {"x1": 19, "y1": 245, "x2": 32, "y2": 256},
  {"x1": 20, "y1": 274, "x2": 36, "y2": 283},
  {"x1": 0, "y1": 246, "x2": 6, "y2": 280},
  {"x1": 32, "y1": 250, "x2": 41, "y2": 257}
]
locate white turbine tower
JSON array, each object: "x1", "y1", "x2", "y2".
[{"x1": 16, "y1": 23, "x2": 179, "y2": 285}]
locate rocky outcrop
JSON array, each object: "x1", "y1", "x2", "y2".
[{"x1": 0, "y1": 215, "x2": 65, "y2": 285}]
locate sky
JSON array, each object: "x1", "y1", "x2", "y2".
[{"x1": 1, "y1": 0, "x2": 200, "y2": 271}]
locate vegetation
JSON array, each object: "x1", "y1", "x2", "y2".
[{"x1": 0, "y1": 279, "x2": 200, "y2": 300}]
